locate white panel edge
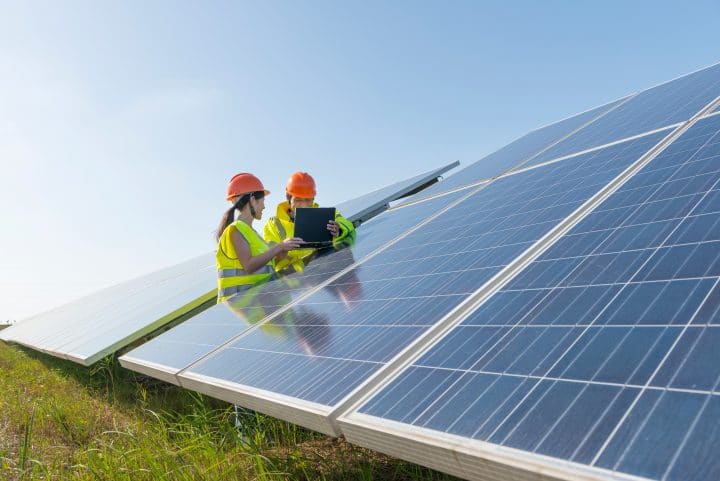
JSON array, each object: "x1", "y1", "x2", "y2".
[
  {"x1": 179, "y1": 371, "x2": 337, "y2": 436},
  {"x1": 339, "y1": 413, "x2": 652, "y2": 481},
  {"x1": 118, "y1": 356, "x2": 183, "y2": 385}
]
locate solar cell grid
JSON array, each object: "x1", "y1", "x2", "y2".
[
  {"x1": 179, "y1": 130, "x2": 667, "y2": 422},
  {"x1": 355, "y1": 113, "x2": 720, "y2": 481},
  {"x1": 522, "y1": 62, "x2": 720, "y2": 168}
]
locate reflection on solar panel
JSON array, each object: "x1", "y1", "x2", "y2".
[
  {"x1": 163, "y1": 129, "x2": 668, "y2": 435},
  {"x1": 0, "y1": 254, "x2": 217, "y2": 366},
  {"x1": 397, "y1": 97, "x2": 628, "y2": 205},
  {"x1": 336, "y1": 161, "x2": 459, "y2": 225},
  {"x1": 119, "y1": 190, "x2": 469, "y2": 383},
  {"x1": 341, "y1": 103, "x2": 720, "y2": 478}
]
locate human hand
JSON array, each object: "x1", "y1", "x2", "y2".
[
  {"x1": 278, "y1": 237, "x2": 303, "y2": 252},
  {"x1": 327, "y1": 220, "x2": 340, "y2": 237}
]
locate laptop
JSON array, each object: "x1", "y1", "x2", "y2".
[{"x1": 293, "y1": 207, "x2": 336, "y2": 248}]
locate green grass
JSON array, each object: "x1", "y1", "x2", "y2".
[{"x1": 0, "y1": 342, "x2": 460, "y2": 481}]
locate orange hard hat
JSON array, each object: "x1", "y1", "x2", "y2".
[
  {"x1": 226, "y1": 173, "x2": 270, "y2": 201},
  {"x1": 286, "y1": 171, "x2": 317, "y2": 198}
]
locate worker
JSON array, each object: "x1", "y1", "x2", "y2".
[
  {"x1": 216, "y1": 172, "x2": 302, "y2": 303},
  {"x1": 264, "y1": 171, "x2": 356, "y2": 273}
]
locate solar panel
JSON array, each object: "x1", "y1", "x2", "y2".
[
  {"x1": 166, "y1": 130, "x2": 669, "y2": 435},
  {"x1": 522, "y1": 62, "x2": 720, "y2": 169},
  {"x1": 395, "y1": 97, "x2": 628, "y2": 205},
  {"x1": 341, "y1": 111, "x2": 720, "y2": 480},
  {"x1": 0, "y1": 253, "x2": 217, "y2": 366},
  {"x1": 335, "y1": 161, "x2": 459, "y2": 225},
  {"x1": 119, "y1": 189, "x2": 469, "y2": 383}
]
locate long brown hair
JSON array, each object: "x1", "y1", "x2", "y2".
[{"x1": 215, "y1": 191, "x2": 265, "y2": 241}]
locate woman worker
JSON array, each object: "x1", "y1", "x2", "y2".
[{"x1": 216, "y1": 172, "x2": 302, "y2": 303}]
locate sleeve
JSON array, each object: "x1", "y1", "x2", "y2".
[
  {"x1": 263, "y1": 217, "x2": 281, "y2": 245},
  {"x1": 333, "y1": 211, "x2": 356, "y2": 244}
]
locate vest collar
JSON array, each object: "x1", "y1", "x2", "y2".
[{"x1": 275, "y1": 201, "x2": 320, "y2": 222}]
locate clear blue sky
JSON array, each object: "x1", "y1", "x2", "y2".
[{"x1": 1, "y1": 0, "x2": 718, "y2": 321}]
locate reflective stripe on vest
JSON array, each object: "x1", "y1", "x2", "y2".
[
  {"x1": 216, "y1": 220, "x2": 274, "y2": 302},
  {"x1": 217, "y1": 284, "x2": 249, "y2": 299},
  {"x1": 218, "y1": 265, "x2": 274, "y2": 278},
  {"x1": 272, "y1": 217, "x2": 286, "y2": 241}
]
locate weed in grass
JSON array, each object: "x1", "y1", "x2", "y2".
[
  {"x1": 18, "y1": 404, "x2": 35, "y2": 480},
  {"x1": 89, "y1": 356, "x2": 118, "y2": 397}
]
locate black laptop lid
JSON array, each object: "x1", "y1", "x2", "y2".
[{"x1": 294, "y1": 207, "x2": 336, "y2": 246}]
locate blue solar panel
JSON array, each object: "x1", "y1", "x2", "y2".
[
  {"x1": 356, "y1": 114, "x2": 720, "y2": 481},
  {"x1": 178, "y1": 130, "x2": 667, "y2": 412},
  {"x1": 396, "y1": 98, "x2": 626, "y2": 204},
  {"x1": 119, "y1": 189, "x2": 468, "y2": 378},
  {"x1": 523, "y1": 63, "x2": 720, "y2": 167}
]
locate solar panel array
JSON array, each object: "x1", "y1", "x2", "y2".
[
  {"x1": 0, "y1": 167, "x2": 451, "y2": 366},
  {"x1": 118, "y1": 62, "x2": 720, "y2": 481},
  {"x1": 338, "y1": 67, "x2": 720, "y2": 480},
  {"x1": 345, "y1": 111, "x2": 720, "y2": 481},
  {"x1": 124, "y1": 126, "x2": 672, "y2": 434}
]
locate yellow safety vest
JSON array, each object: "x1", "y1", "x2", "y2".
[
  {"x1": 216, "y1": 220, "x2": 275, "y2": 302},
  {"x1": 263, "y1": 201, "x2": 356, "y2": 273}
]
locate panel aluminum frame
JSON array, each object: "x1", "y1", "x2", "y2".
[{"x1": 341, "y1": 413, "x2": 636, "y2": 481}]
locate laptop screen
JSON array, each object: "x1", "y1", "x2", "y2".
[{"x1": 293, "y1": 207, "x2": 336, "y2": 244}]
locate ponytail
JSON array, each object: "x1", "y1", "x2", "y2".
[
  {"x1": 215, "y1": 205, "x2": 237, "y2": 241},
  {"x1": 215, "y1": 191, "x2": 266, "y2": 241}
]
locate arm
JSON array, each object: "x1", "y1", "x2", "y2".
[
  {"x1": 263, "y1": 217, "x2": 282, "y2": 246},
  {"x1": 231, "y1": 228, "x2": 301, "y2": 274},
  {"x1": 328, "y1": 212, "x2": 355, "y2": 242}
]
